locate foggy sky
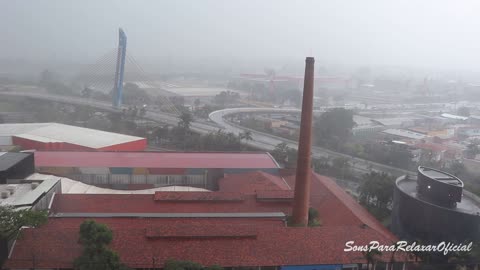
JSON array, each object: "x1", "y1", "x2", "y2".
[{"x1": 2, "y1": 0, "x2": 480, "y2": 71}]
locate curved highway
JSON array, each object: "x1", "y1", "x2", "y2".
[{"x1": 209, "y1": 108, "x2": 416, "y2": 178}]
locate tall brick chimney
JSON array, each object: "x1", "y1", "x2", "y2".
[{"x1": 291, "y1": 57, "x2": 315, "y2": 226}]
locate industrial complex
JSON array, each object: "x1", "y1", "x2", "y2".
[{"x1": 0, "y1": 58, "x2": 414, "y2": 270}]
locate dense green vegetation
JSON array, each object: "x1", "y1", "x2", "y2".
[
  {"x1": 270, "y1": 142, "x2": 298, "y2": 168},
  {"x1": 358, "y1": 172, "x2": 396, "y2": 221},
  {"x1": 314, "y1": 108, "x2": 356, "y2": 150}
]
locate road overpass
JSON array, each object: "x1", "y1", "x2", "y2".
[{"x1": 209, "y1": 107, "x2": 416, "y2": 178}]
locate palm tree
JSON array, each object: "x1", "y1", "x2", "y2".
[
  {"x1": 239, "y1": 130, "x2": 253, "y2": 151},
  {"x1": 178, "y1": 111, "x2": 193, "y2": 131},
  {"x1": 239, "y1": 131, "x2": 253, "y2": 142}
]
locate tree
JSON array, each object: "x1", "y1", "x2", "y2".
[
  {"x1": 363, "y1": 143, "x2": 413, "y2": 170},
  {"x1": 270, "y1": 142, "x2": 298, "y2": 168},
  {"x1": 0, "y1": 206, "x2": 48, "y2": 240},
  {"x1": 213, "y1": 91, "x2": 240, "y2": 106},
  {"x1": 331, "y1": 157, "x2": 351, "y2": 179},
  {"x1": 314, "y1": 108, "x2": 355, "y2": 150},
  {"x1": 178, "y1": 111, "x2": 193, "y2": 131},
  {"x1": 239, "y1": 130, "x2": 253, "y2": 142},
  {"x1": 194, "y1": 130, "x2": 242, "y2": 151},
  {"x1": 312, "y1": 156, "x2": 331, "y2": 172},
  {"x1": 457, "y1": 106, "x2": 471, "y2": 117},
  {"x1": 359, "y1": 172, "x2": 395, "y2": 221},
  {"x1": 271, "y1": 142, "x2": 290, "y2": 165},
  {"x1": 73, "y1": 220, "x2": 130, "y2": 270},
  {"x1": 466, "y1": 140, "x2": 480, "y2": 159}
]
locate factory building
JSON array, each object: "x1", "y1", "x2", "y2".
[
  {"x1": 0, "y1": 123, "x2": 146, "y2": 151},
  {"x1": 34, "y1": 151, "x2": 280, "y2": 190},
  {"x1": 5, "y1": 170, "x2": 409, "y2": 270},
  {"x1": 4, "y1": 58, "x2": 411, "y2": 270}
]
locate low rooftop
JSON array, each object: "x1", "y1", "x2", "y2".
[
  {"x1": 0, "y1": 123, "x2": 145, "y2": 149},
  {"x1": 0, "y1": 152, "x2": 31, "y2": 172},
  {"x1": 34, "y1": 151, "x2": 280, "y2": 169},
  {"x1": 0, "y1": 178, "x2": 59, "y2": 208},
  {"x1": 382, "y1": 128, "x2": 428, "y2": 140}
]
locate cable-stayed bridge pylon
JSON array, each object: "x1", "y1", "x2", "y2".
[{"x1": 74, "y1": 28, "x2": 180, "y2": 115}]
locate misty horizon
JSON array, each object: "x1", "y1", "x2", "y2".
[{"x1": 2, "y1": 1, "x2": 480, "y2": 73}]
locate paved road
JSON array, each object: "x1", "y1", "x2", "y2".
[
  {"x1": 0, "y1": 90, "x2": 415, "y2": 177},
  {"x1": 209, "y1": 108, "x2": 416, "y2": 178},
  {"x1": 0, "y1": 91, "x2": 216, "y2": 134}
]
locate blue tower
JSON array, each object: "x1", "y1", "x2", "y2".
[{"x1": 113, "y1": 28, "x2": 127, "y2": 107}]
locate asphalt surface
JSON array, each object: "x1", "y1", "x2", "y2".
[{"x1": 209, "y1": 108, "x2": 416, "y2": 178}]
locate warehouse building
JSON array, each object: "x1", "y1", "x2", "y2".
[
  {"x1": 34, "y1": 151, "x2": 280, "y2": 190},
  {"x1": 0, "y1": 123, "x2": 146, "y2": 151},
  {"x1": 5, "y1": 170, "x2": 410, "y2": 270}
]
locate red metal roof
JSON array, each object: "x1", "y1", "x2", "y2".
[
  {"x1": 7, "y1": 171, "x2": 405, "y2": 268},
  {"x1": 34, "y1": 151, "x2": 279, "y2": 169},
  {"x1": 284, "y1": 173, "x2": 395, "y2": 239},
  {"x1": 5, "y1": 218, "x2": 407, "y2": 269},
  {"x1": 50, "y1": 193, "x2": 293, "y2": 215},
  {"x1": 145, "y1": 224, "x2": 257, "y2": 239},
  {"x1": 154, "y1": 191, "x2": 244, "y2": 201},
  {"x1": 256, "y1": 190, "x2": 294, "y2": 200},
  {"x1": 218, "y1": 171, "x2": 291, "y2": 194}
]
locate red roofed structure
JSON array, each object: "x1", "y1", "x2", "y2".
[
  {"x1": 34, "y1": 151, "x2": 280, "y2": 169},
  {"x1": 6, "y1": 170, "x2": 410, "y2": 269},
  {"x1": 33, "y1": 151, "x2": 281, "y2": 190},
  {"x1": 218, "y1": 171, "x2": 291, "y2": 194}
]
